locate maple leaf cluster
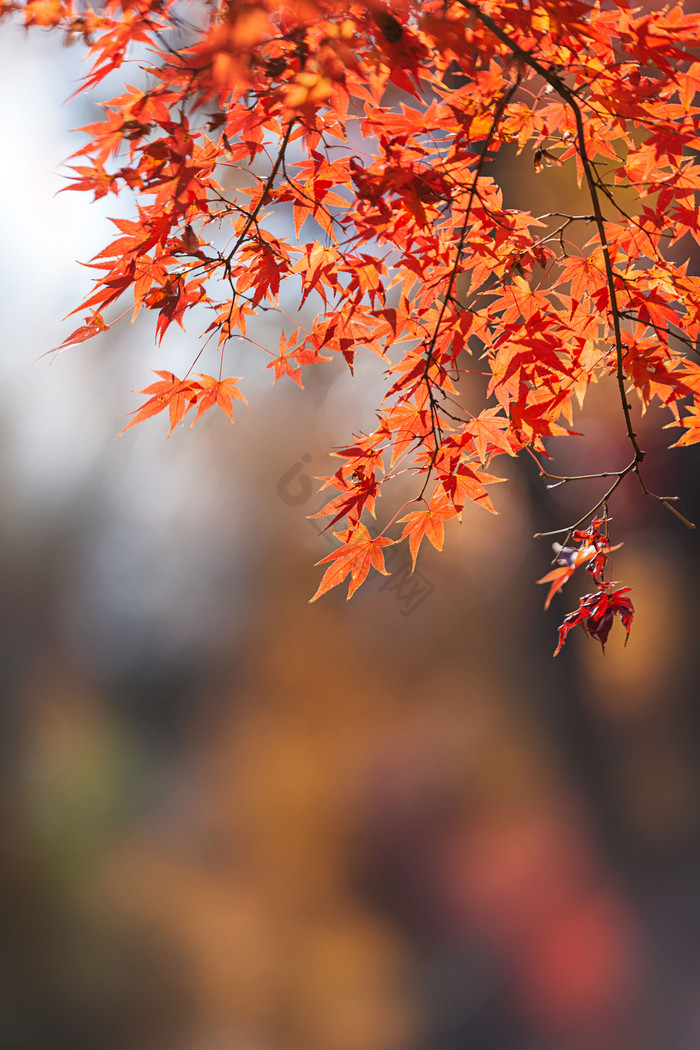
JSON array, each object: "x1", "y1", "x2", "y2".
[
  {"x1": 5, "y1": 0, "x2": 700, "y2": 650},
  {"x1": 538, "y1": 517, "x2": 633, "y2": 654}
]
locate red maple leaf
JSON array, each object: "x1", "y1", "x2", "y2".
[{"x1": 554, "y1": 588, "x2": 634, "y2": 656}]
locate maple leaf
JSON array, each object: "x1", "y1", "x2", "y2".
[
  {"x1": 266, "y1": 330, "x2": 304, "y2": 387},
  {"x1": 554, "y1": 588, "x2": 634, "y2": 656},
  {"x1": 398, "y1": 492, "x2": 457, "y2": 571},
  {"x1": 189, "y1": 375, "x2": 248, "y2": 427},
  {"x1": 311, "y1": 472, "x2": 379, "y2": 530},
  {"x1": 309, "y1": 525, "x2": 394, "y2": 601},
  {"x1": 467, "y1": 408, "x2": 516, "y2": 464},
  {"x1": 266, "y1": 351, "x2": 303, "y2": 388},
  {"x1": 119, "y1": 371, "x2": 199, "y2": 436},
  {"x1": 667, "y1": 403, "x2": 700, "y2": 447},
  {"x1": 437, "y1": 462, "x2": 503, "y2": 515},
  {"x1": 537, "y1": 557, "x2": 589, "y2": 612},
  {"x1": 52, "y1": 313, "x2": 107, "y2": 352}
]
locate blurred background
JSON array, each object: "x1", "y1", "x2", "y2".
[{"x1": 3, "y1": 21, "x2": 700, "y2": 1050}]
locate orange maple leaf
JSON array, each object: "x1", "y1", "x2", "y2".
[
  {"x1": 52, "y1": 313, "x2": 107, "y2": 352},
  {"x1": 668, "y1": 404, "x2": 700, "y2": 447},
  {"x1": 190, "y1": 375, "x2": 248, "y2": 426},
  {"x1": 309, "y1": 524, "x2": 394, "y2": 601},
  {"x1": 119, "y1": 371, "x2": 199, "y2": 436},
  {"x1": 537, "y1": 538, "x2": 623, "y2": 609},
  {"x1": 467, "y1": 408, "x2": 517, "y2": 463},
  {"x1": 398, "y1": 492, "x2": 457, "y2": 571}
]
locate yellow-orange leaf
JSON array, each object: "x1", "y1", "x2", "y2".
[{"x1": 309, "y1": 524, "x2": 394, "y2": 601}]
